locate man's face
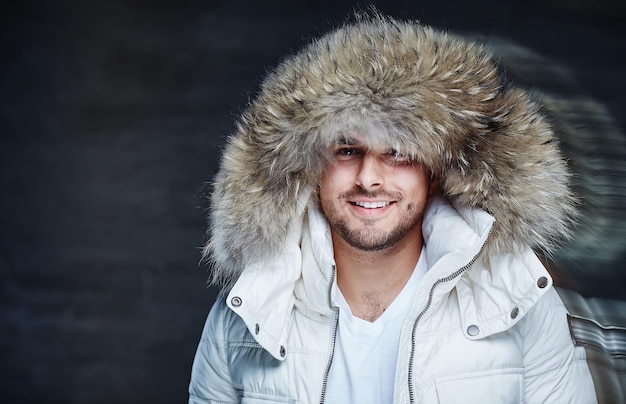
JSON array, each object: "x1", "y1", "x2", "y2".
[{"x1": 319, "y1": 134, "x2": 436, "y2": 252}]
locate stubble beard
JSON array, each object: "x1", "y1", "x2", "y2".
[{"x1": 321, "y1": 190, "x2": 424, "y2": 252}]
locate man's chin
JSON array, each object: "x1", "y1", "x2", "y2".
[{"x1": 337, "y1": 228, "x2": 395, "y2": 252}]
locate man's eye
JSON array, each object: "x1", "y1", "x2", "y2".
[
  {"x1": 383, "y1": 149, "x2": 411, "y2": 164},
  {"x1": 334, "y1": 147, "x2": 362, "y2": 160}
]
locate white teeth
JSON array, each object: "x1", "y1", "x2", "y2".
[{"x1": 354, "y1": 201, "x2": 390, "y2": 209}]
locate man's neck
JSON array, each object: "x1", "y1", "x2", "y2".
[{"x1": 332, "y1": 230, "x2": 423, "y2": 322}]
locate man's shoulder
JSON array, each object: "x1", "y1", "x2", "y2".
[
  {"x1": 524, "y1": 285, "x2": 568, "y2": 318},
  {"x1": 203, "y1": 294, "x2": 250, "y2": 343}
]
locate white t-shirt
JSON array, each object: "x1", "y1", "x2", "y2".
[{"x1": 325, "y1": 247, "x2": 428, "y2": 403}]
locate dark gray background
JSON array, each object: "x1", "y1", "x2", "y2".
[{"x1": 1, "y1": 1, "x2": 624, "y2": 402}]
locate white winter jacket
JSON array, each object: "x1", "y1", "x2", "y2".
[{"x1": 189, "y1": 196, "x2": 597, "y2": 403}]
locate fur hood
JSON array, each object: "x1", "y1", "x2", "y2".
[{"x1": 205, "y1": 14, "x2": 576, "y2": 287}]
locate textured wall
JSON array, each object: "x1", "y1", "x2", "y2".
[{"x1": 1, "y1": 1, "x2": 624, "y2": 402}]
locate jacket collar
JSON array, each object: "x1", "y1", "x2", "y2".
[
  {"x1": 422, "y1": 196, "x2": 553, "y2": 339},
  {"x1": 225, "y1": 200, "x2": 309, "y2": 361}
]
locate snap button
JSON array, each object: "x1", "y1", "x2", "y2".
[
  {"x1": 467, "y1": 325, "x2": 480, "y2": 336},
  {"x1": 279, "y1": 346, "x2": 286, "y2": 357},
  {"x1": 230, "y1": 296, "x2": 242, "y2": 307},
  {"x1": 510, "y1": 307, "x2": 519, "y2": 319},
  {"x1": 255, "y1": 323, "x2": 260, "y2": 335},
  {"x1": 537, "y1": 277, "x2": 548, "y2": 289}
]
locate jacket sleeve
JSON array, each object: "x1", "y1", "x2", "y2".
[
  {"x1": 521, "y1": 287, "x2": 597, "y2": 403},
  {"x1": 189, "y1": 298, "x2": 240, "y2": 404}
]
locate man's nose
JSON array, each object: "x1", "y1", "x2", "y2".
[{"x1": 355, "y1": 153, "x2": 384, "y2": 190}]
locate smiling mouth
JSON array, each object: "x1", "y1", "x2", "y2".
[{"x1": 352, "y1": 201, "x2": 392, "y2": 209}]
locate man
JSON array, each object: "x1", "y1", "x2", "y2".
[{"x1": 189, "y1": 14, "x2": 597, "y2": 403}]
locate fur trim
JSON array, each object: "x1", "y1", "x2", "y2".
[{"x1": 205, "y1": 14, "x2": 576, "y2": 286}]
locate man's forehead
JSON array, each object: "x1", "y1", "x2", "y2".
[{"x1": 334, "y1": 136, "x2": 357, "y2": 145}]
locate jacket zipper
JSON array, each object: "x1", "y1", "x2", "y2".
[
  {"x1": 407, "y1": 229, "x2": 493, "y2": 403},
  {"x1": 319, "y1": 265, "x2": 339, "y2": 404}
]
